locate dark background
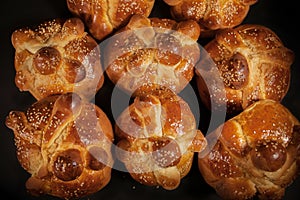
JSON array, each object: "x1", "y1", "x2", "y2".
[{"x1": 0, "y1": 0, "x2": 299, "y2": 199}]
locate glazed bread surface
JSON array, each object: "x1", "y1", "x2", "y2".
[
  {"x1": 105, "y1": 14, "x2": 201, "y2": 96},
  {"x1": 11, "y1": 18, "x2": 104, "y2": 101},
  {"x1": 115, "y1": 88, "x2": 207, "y2": 190},
  {"x1": 196, "y1": 24, "x2": 294, "y2": 114},
  {"x1": 164, "y1": 0, "x2": 258, "y2": 37},
  {"x1": 198, "y1": 99, "x2": 300, "y2": 199},
  {"x1": 5, "y1": 93, "x2": 114, "y2": 199},
  {"x1": 66, "y1": 0, "x2": 155, "y2": 40}
]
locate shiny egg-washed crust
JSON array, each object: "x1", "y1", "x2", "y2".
[
  {"x1": 66, "y1": 0, "x2": 155, "y2": 41},
  {"x1": 11, "y1": 17, "x2": 104, "y2": 101},
  {"x1": 115, "y1": 88, "x2": 207, "y2": 190},
  {"x1": 105, "y1": 14, "x2": 201, "y2": 96},
  {"x1": 198, "y1": 100, "x2": 300, "y2": 200},
  {"x1": 164, "y1": 0, "x2": 258, "y2": 37},
  {"x1": 5, "y1": 93, "x2": 114, "y2": 199},
  {"x1": 196, "y1": 24, "x2": 294, "y2": 114}
]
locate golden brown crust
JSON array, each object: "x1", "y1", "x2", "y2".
[
  {"x1": 198, "y1": 100, "x2": 300, "y2": 199},
  {"x1": 115, "y1": 89, "x2": 207, "y2": 190},
  {"x1": 5, "y1": 93, "x2": 114, "y2": 199},
  {"x1": 196, "y1": 24, "x2": 294, "y2": 114},
  {"x1": 11, "y1": 17, "x2": 104, "y2": 101},
  {"x1": 105, "y1": 14, "x2": 201, "y2": 96},
  {"x1": 164, "y1": 0, "x2": 257, "y2": 37},
  {"x1": 66, "y1": 0, "x2": 155, "y2": 40}
]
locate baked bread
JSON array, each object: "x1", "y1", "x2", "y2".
[
  {"x1": 195, "y1": 24, "x2": 294, "y2": 115},
  {"x1": 66, "y1": 0, "x2": 155, "y2": 41},
  {"x1": 5, "y1": 93, "x2": 114, "y2": 199},
  {"x1": 163, "y1": 0, "x2": 258, "y2": 37},
  {"x1": 11, "y1": 17, "x2": 104, "y2": 101},
  {"x1": 104, "y1": 14, "x2": 201, "y2": 97},
  {"x1": 198, "y1": 99, "x2": 300, "y2": 200},
  {"x1": 114, "y1": 88, "x2": 207, "y2": 190}
]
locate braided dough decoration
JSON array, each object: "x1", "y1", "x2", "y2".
[
  {"x1": 105, "y1": 14, "x2": 201, "y2": 96},
  {"x1": 115, "y1": 88, "x2": 207, "y2": 190},
  {"x1": 164, "y1": 0, "x2": 258, "y2": 37},
  {"x1": 198, "y1": 100, "x2": 300, "y2": 199},
  {"x1": 196, "y1": 24, "x2": 294, "y2": 114},
  {"x1": 11, "y1": 18, "x2": 104, "y2": 101},
  {"x1": 5, "y1": 93, "x2": 114, "y2": 199},
  {"x1": 66, "y1": 0, "x2": 155, "y2": 40}
]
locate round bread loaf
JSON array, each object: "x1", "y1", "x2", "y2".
[
  {"x1": 198, "y1": 99, "x2": 300, "y2": 199},
  {"x1": 163, "y1": 0, "x2": 258, "y2": 37},
  {"x1": 105, "y1": 14, "x2": 201, "y2": 97},
  {"x1": 196, "y1": 24, "x2": 294, "y2": 115},
  {"x1": 11, "y1": 18, "x2": 104, "y2": 101},
  {"x1": 114, "y1": 88, "x2": 207, "y2": 190},
  {"x1": 66, "y1": 0, "x2": 155, "y2": 40},
  {"x1": 5, "y1": 93, "x2": 114, "y2": 199}
]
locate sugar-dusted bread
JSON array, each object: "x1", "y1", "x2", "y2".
[
  {"x1": 164, "y1": 0, "x2": 257, "y2": 37},
  {"x1": 105, "y1": 14, "x2": 201, "y2": 97},
  {"x1": 198, "y1": 100, "x2": 300, "y2": 199},
  {"x1": 5, "y1": 93, "x2": 114, "y2": 199},
  {"x1": 11, "y1": 18, "x2": 104, "y2": 101},
  {"x1": 115, "y1": 88, "x2": 207, "y2": 190},
  {"x1": 196, "y1": 24, "x2": 294, "y2": 115},
  {"x1": 66, "y1": 0, "x2": 155, "y2": 40}
]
